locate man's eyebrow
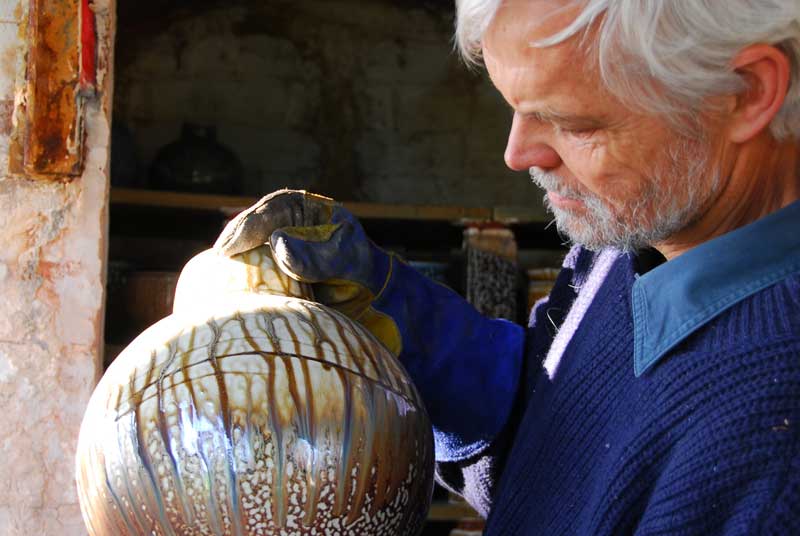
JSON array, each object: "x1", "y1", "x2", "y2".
[{"x1": 512, "y1": 105, "x2": 607, "y2": 127}]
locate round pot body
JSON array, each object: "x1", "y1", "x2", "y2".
[{"x1": 77, "y1": 249, "x2": 434, "y2": 535}]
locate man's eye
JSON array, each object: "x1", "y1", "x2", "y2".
[{"x1": 561, "y1": 126, "x2": 597, "y2": 138}]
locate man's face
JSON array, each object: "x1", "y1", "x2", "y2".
[{"x1": 483, "y1": 1, "x2": 719, "y2": 251}]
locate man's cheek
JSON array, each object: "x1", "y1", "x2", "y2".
[{"x1": 575, "y1": 142, "x2": 613, "y2": 185}]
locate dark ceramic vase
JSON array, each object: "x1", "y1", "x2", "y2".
[
  {"x1": 150, "y1": 123, "x2": 244, "y2": 195},
  {"x1": 76, "y1": 246, "x2": 435, "y2": 535}
]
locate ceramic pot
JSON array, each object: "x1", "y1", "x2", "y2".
[
  {"x1": 122, "y1": 271, "x2": 180, "y2": 335},
  {"x1": 76, "y1": 246, "x2": 434, "y2": 535},
  {"x1": 149, "y1": 123, "x2": 244, "y2": 194}
]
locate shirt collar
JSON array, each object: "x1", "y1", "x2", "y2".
[{"x1": 632, "y1": 200, "x2": 800, "y2": 377}]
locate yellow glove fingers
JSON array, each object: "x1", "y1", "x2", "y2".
[{"x1": 280, "y1": 223, "x2": 343, "y2": 243}]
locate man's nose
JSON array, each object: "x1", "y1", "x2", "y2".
[{"x1": 504, "y1": 113, "x2": 562, "y2": 172}]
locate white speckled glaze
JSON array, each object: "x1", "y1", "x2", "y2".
[{"x1": 76, "y1": 246, "x2": 434, "y2": 535}]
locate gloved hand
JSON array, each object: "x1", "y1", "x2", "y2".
[
  {"x1": 215, "y1": 189, "x2": 524, "y2": 462},
  {"x1": 216, "y1": 189, "x2": 404, "y2": 355}
]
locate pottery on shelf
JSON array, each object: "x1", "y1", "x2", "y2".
[
  {"x1": 149, "y1": 123, "x2": 244, "y2": 194},
  {"x1": 76, "y1": 246, "x2": 434, "y2": 535}
]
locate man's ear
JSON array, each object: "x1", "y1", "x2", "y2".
[{"x1": 726, "y1": 44, "x2": 791, "y2": 143}]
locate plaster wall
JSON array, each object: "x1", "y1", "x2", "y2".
[
  {"x1": 0, "y1": 1, "x2": 113, "y2": 534},
  {"x1": 115, "y1": 0, "x2": 547, "y2": 216}
]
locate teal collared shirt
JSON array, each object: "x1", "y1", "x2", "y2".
[{"x1": 632, "y1": 200, "x2": 800, "y2": 377}]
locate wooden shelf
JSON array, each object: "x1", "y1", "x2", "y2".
[
  {"x1": 111, "y1": 188, "x2": 254, "y2": 212},
  {"x1": 427, "y1": 500, "x2": 481, "y2": 522},
  {"x1": 110, "y1": 188, "x2": 495, "y2": 222}
]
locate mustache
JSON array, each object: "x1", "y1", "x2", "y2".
[{"x1": 529, "y1": 167, "x2": 589, "y2": 200}]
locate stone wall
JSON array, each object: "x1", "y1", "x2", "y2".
[
  {"x1": 0, "y1": 1, "x2": 114, "y2": 534},
  {"x1": 114, "y1": 0, "x2": 547, "y2": 215}
]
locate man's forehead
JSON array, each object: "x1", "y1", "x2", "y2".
[
  {"x1": 483, "y1": 0, "x2": 583, "y2": 63},
  {"x1": 482, "y1": 0, "x2": 588, "y2": 106}
]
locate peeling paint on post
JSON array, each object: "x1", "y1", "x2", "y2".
[{"x1": 19, "y1": 0, "x2": 85, "y2": 179}]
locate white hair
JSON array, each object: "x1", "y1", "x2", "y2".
[{"x1": 455, "y1": 0, "x2": 800, "y2": 139}]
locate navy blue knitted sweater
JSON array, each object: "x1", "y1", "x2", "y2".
[{"x1": 436, "y1": 247, "x2": 800, "y2": 535}]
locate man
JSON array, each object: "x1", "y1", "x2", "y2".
[{"x1": 216, "y1": 1, "x2": 800, "y2": 533}]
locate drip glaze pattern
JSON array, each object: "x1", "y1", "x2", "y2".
[{"x1": 76, "y1": 247, "x2": 434, "y2": 535}]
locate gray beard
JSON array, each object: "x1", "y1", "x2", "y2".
[{"x1": 530, "y1": 140, "x2": 718, "y2": 252}]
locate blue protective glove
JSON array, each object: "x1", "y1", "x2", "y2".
[{"x1": 215, "y1": 189, "x2": 524, "y2": 461}]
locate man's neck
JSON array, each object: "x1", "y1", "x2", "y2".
[{"x1": 656, "y1": 135, "x2": 800, "y2": 260}]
